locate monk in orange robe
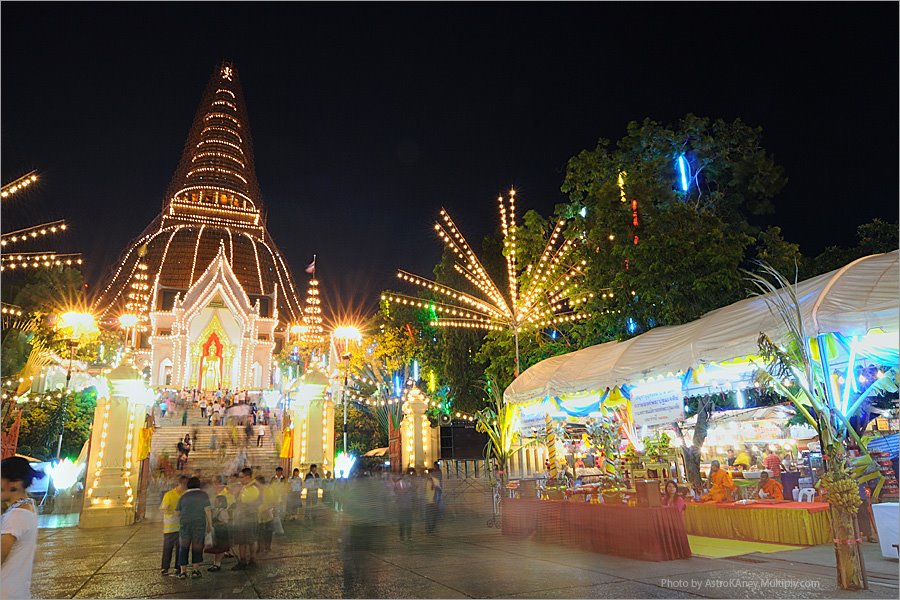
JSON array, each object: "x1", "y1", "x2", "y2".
[
  {"x1": 701, "y1": 460, "x2": 736, "y2": 503},
  {"x1": 757, "y1": 471, "x2": 783, "y2": 500}
]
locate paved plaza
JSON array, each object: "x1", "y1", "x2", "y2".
[{"x1": 32, "y1": 508, "x2": 898, "y2": 599}]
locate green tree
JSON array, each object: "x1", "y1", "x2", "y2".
[
  {"x1": 755, "y1": 226, "x2": 804, "y2": 281},
  {"x1": 809, "y1": 219, "x2": 898, "y2": 276},
  {"x1": 16, "y1": 387, "x2": 97, "y2": 460},
  {"x1": 561, "y1": 114, "x2": 787, "y2": 340}
]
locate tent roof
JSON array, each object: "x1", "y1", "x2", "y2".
[
  {"x1": 506, "y1": 250, "x2": 899, "y2": 404},
  {"x1": 363, "y1": 447, "x2": 389, "y2": 457}
]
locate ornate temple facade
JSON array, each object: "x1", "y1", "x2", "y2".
[{"x1": 94, "y1": 63, "x2": 301, "y2": 390}]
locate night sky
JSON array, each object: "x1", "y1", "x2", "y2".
[{"x1": 2, "y1": 3, "x2": 897, "y2": 318}]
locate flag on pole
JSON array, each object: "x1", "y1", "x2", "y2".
[{"x1": 305, "y1": 255, "x2": 316, "y2": 274}]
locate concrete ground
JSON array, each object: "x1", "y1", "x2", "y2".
[{"x1": 32, "y1": 509, "x2": 898, "y2": 599}]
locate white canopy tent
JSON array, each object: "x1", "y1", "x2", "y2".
[{"x1": 505, "y1": 251, "x2": 899, "y2": 405}]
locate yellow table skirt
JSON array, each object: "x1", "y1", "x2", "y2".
[{"x1": 685, "y1": 503, "x2": 832, "y2": 546}]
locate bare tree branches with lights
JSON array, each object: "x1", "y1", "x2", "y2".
[{"x1": 384, "y1": 190, "x2": 590, "y2": 375}]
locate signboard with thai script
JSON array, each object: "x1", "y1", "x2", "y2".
[{"x1": 630, "y1": 380, "x2": 684, "y2": 429}]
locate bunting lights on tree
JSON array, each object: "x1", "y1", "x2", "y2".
[
  {"x1": 0, "y1": 171, "x2": 83, "y2": 272},
  {"x1": 384, "y1": 189, "x2": 589, "y2": 375}
]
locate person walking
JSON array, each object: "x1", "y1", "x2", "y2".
[
  {"x1": 256, "y1": 476, "x2": 275, "y2": 554},
  {"x1": 304, "y1": 464, "x2": 321, "y2": 521},
  {"x1": 425, "y1": 464, "x2": 444, "y2": 534},
  {"x1": 288, "y1": 469, "x2": 303, "y2": 521},
  {"x1": 1, "y1": 457, "x2": 45, "y2": 600},
  {"x1": 159, "y1": 476, "x2": 188, "y2": 576},
  {"x1": 199, "y1": 397, "x2": 208, "y2": 421},
  {"x1": 232, "y1": 468, "x2": 260, "y2": 570},
  {"x1": 205, "y1": 487, "x2": 232, "y2": 572},
  {"x1": 394, "y1": 469, "x2": 414, "y2": 541},
  {"x1": 176, "y1": 477, "x2": 212, "y2": 579},
  {"x1": 256, "y1": 423, "x2": 266, "y2": 448}
]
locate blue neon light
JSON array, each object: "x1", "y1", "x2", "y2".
[
  {"x1": 676, "y1": 154, "x2": 690, "y2": 192},
  {"x1": 412, "y1": 359, "x2": 419, "y2": 381},
  {"x1": 626, "y1": 317, "x2": 638, "y2": 334}
]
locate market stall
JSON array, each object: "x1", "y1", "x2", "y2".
[{"x1": 502, "y1": 251, "x2": 898, "y2": 555}]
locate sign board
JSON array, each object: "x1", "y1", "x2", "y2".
[{"x1": 630, "y1": 380, "x2": 684, "y2": 429}]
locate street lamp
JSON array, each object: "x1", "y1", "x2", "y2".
[
  {"x1": 55, "y1": 311, "x2": 98, "y2": 459},
  {"x1": 333, "y1": 325, "x2": 361, "y2": 454},
  {"x1": 119, "y1": 314, "x2": 139, "y2": 348}
]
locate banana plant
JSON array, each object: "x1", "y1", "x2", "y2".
[{"x1": 475, "y1": 384, "x2": 533, "y2": 483}]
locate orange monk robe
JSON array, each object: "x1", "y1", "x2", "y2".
[
  {"x1": 701, "y1": 469, "x2": 736, "y2": 503},
  {"x1": 758, "y1": 478, "x2": 783, "y2": 500}
]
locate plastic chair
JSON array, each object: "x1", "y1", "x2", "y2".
[{"x1": 797, "y1": 488, "x2": 816, "y2": 502}]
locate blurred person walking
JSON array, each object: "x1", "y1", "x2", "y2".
[
  {"x1": 205, "y1": 492, "x2": 231, "y2": 572},
  {"x1": 1, "y1": 457, "x2": 45, "y2": 600},
  {"x1": 395, "y1": 469, "x2": 415, "y2": 541},
  {"x1": 288, "y1": 468, "x2": 303, "y2": 520},
  {"x1": 304, "y1": 464, "x2": 321, "y2": 521},
  {"x1": 232, "y1": 468, "x2": 260, "y2": 570},
  {"x1": 159, "y1": 475, "x2": 188, "y2": 576},
  {"x1": 256, "y1": 477, "x2": 276, "y2": 553},
  {"x1": 175, "y1": 477, "x2": 211, "y2": 579}
]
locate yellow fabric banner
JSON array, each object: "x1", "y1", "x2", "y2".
[
  {"x1": 280, "y1": 428, "x2": 294, "y2": 459},
  {"x1": 137, "y1": 427, "x2": 153, "y2": 461}
]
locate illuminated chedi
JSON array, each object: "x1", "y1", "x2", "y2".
[
  {"x1": 93, "y1": 63, "x2": 303, "y2": 388},
  {"x1": 94, "y1": 62, "x2": 302, "y2": 338}
]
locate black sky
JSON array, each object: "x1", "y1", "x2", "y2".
[{"x1": 2, "y1": 2, "x2": 897, "y2": 318}]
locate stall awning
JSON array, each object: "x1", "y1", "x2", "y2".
[{"x1": 506, "y1": 250, "x2": 899, "y2": 405}]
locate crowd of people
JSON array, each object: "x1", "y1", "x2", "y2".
[
  {"x1": 154, "y1": 388, "x2": 279, "y2": 430},
  {"x1": 155, "y1": 461, "x2": 446, "y2": 579}
]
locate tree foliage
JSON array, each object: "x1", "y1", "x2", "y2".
[{"x1": 15, "y1": 387, "x2": 97, "y2": 460}]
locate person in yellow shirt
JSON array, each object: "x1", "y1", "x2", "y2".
[
  {"x1": 757, "y1": 471, "x2": 784, "y2": 500},
  {"x1": 701, "y1": 460, "x2": 736, "y2": 503},
  {"x1": 257, "y1": 476, "x2": 277, "y2": 554},
  {"x1": 159, "y1": 476, "x2": 187, "y2": 576},
  {"x1": 232, "y1": 468, "x2": 260, "y2": 570},
  {"x1": 732, "y1": 448, "x2": 752, "y2": 470}
]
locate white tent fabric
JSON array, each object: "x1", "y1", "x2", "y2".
[{"x1": 506, "y1": 251, "x2": 899, "y2": 405}]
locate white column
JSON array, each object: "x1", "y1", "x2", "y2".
[{"x1": 80, "y1": 364, "x2": 149, "y2": 529}]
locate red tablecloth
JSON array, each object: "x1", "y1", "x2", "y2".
[{"x1": 502, "y1": 498, "x2": 691, "y2": 561}]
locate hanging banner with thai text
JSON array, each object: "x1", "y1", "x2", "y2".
[{"x1": 629, "y1": 380, "x2": 684, "y2": 429}]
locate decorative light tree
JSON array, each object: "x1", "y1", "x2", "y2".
[
  {"x1": 384, "y1": 190, "x2": 589, "y2": 376},
  {"x1": 301, "y1": 256, "x2": 325, "y2": 346}
]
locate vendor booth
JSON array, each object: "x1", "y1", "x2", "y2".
[{"x1": 503, "y1": 251, "x2": 899, "y2": 554}]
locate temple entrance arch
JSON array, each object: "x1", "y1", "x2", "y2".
[{"x1": 157, "y1": 358, "x2": 173, "y2": 386}]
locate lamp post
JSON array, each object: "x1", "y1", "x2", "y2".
[
  {"x1": 332, "y1": 326, "x2": 361, "y2": 455},
  {"x1": 119, "y1": 314, "x2": 139, "y2": 349},
  {"x1": 55, "y1": 311, "x2": 97, "y2": 460}
]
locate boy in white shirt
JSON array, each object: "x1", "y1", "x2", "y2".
[{"x1": 2, "y1": 457, "x2": 46, "y2": 599}]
